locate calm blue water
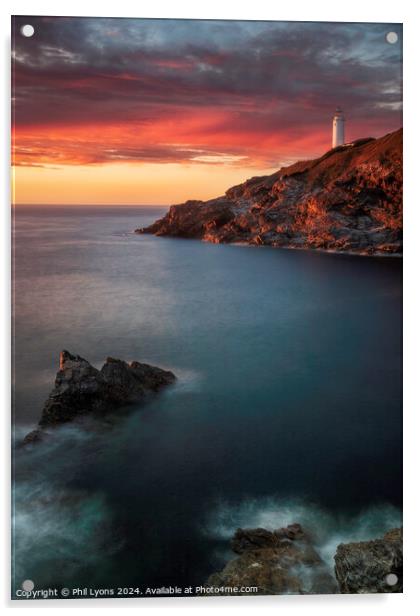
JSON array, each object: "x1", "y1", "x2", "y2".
[{"x1": 12, "y1": 206, "x2": 402, "y2": 595}]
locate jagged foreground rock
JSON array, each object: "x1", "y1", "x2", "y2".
[
  {"x1": 204, "y1": 524, "x2": 338, "y2": 595},
  {"x1": 334, "y1": 528, "x2": 402, "y2": 593},
  {"x1": 138, "y1": 129, "x2": 402, "y2": 255},
  {"x1": 204, "y1": 524, "x2": 402, "y2": 595},
  {"x1": 22, "y1": 350, "x2": 175, "y2": 444}
]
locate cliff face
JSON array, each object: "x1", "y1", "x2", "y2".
[{"x1": 138, "y1": 129, "x2": 402, "y2": 255}]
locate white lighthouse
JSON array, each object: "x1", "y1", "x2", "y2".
[{"x1": 332, "y1": 107, "x2": 345, "y2": 148}]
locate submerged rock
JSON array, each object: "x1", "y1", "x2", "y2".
[
  {"x1": 138, "y1": 129, "x2": 402, "y2": 255},
  {"x1": 334, "y1": 527, "x2": 402, "y2": 593},
  {"x1": 20, "y1": 428, "x2": 46, "y2": 447},
  {"x1": 205, "y1": 524, "x2": 337, "y2": 595},
  {"x1": 22, "y1": 350, "x2": 175, "y2": 442}
]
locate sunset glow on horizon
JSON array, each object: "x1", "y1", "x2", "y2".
[{"x1": 12, "y1": 17, "x2": 402, "y2": 205}]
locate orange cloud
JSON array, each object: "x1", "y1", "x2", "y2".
[{"x1": 11, "y1": 17, "x2": 402, "y2": 204}]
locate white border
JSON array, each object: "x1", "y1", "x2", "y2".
[{"x1": 2, "y1": 1, "x2": 419, "y2": 614}]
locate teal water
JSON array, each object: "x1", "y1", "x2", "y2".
[{"x1": 12, "y1": 206, "x2": 402, "y2": 595}]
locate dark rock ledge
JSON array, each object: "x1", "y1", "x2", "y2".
[
  {"x1": 203, "y1": 524, "x2": 402, "y2": 595},
  {"x1": 334, "y1": 527, "x2": 403, "y2": 593},
  {"x1": 22, "y1": 350, "x2": 175, "y2": 445},
  {"x1": 205, "y1": 523, "x2": 337, "y2": 595}
]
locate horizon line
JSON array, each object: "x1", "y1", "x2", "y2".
[{"x1": 12, "y1": 203, "x2": 172, "y2": 207}]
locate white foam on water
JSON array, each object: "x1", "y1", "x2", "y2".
[
  {"x1": 169, "y1": 367, "x2": 203, "y2": 394},
  {"x1": 204, "y1": 496, "x2": 402, "y2": 571},
  {"x1": 12, "y1": 423, "x2": 123, "y2": 585},
  {"x1": 12, "y1": 482, "x2": 119, "y2": 583}
]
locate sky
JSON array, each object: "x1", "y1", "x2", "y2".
[{"x1": 12, "y1": 17, "x2": 402, "y2": 205}]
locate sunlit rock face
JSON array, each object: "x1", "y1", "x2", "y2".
[
  {"x1": 138, "y1": 128, "x2": 402, "y2": 255},
  {"x1": 334, "y1": 528, "x2": 403, "y2": 593},
  {"x1": 21, "y1": 350, "x2": 175, "y2": 444}
]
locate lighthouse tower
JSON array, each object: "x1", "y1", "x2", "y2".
[{"x1": 332, "y1": 107, "x2": 345, "y2": 148}]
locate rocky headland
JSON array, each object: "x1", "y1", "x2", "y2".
[
  {"x1": 22, "y1": 350, "x2": 175, "y2": 445},
  {"x1": 204, "y1": 524, "x2": 402, "y2": 595},
  {"x1": 138, "y1": 128, "x2": 402, "y2": 255}
]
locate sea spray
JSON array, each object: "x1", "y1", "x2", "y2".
[
  {"x1": 12, "y1": 422, "x2": 124, "y2": 590},
  {"x1": 203, "y1": 496, "x2": 402, "y2": 571}
]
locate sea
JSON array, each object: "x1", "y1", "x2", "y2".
[{"x1": 12, "y1": 205, "x2": 403, "y2": 596}]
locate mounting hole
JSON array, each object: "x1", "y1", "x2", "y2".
[
  {"x1": 385, "y1": 573, "x2": 398, "y2": 586},
  {"x1": 20, "y1": 24, "x2": 34, "y2": 38},
  {"x1": 22, "y1": 579, "x2": 34, "y2": 591},
  {"x1": 386, "y1": 31, "x2": 398, "y2": 44}
]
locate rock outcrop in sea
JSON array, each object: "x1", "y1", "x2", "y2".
[
  {"x1": 205, "y1": 523, "x2": 337, "y2": 595},
  {"x1": 334, "y1": 527, "x2": 403, "y2": 593},
  {"x1": 138, "y1": 128, "x2": 402, "y2": 255},
  {"x1": 22, "y1": 350, "x2": 175, "y2": 445},
  {"x1": 204, "y1": 524, "x2": 402, "y2": 595}
]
